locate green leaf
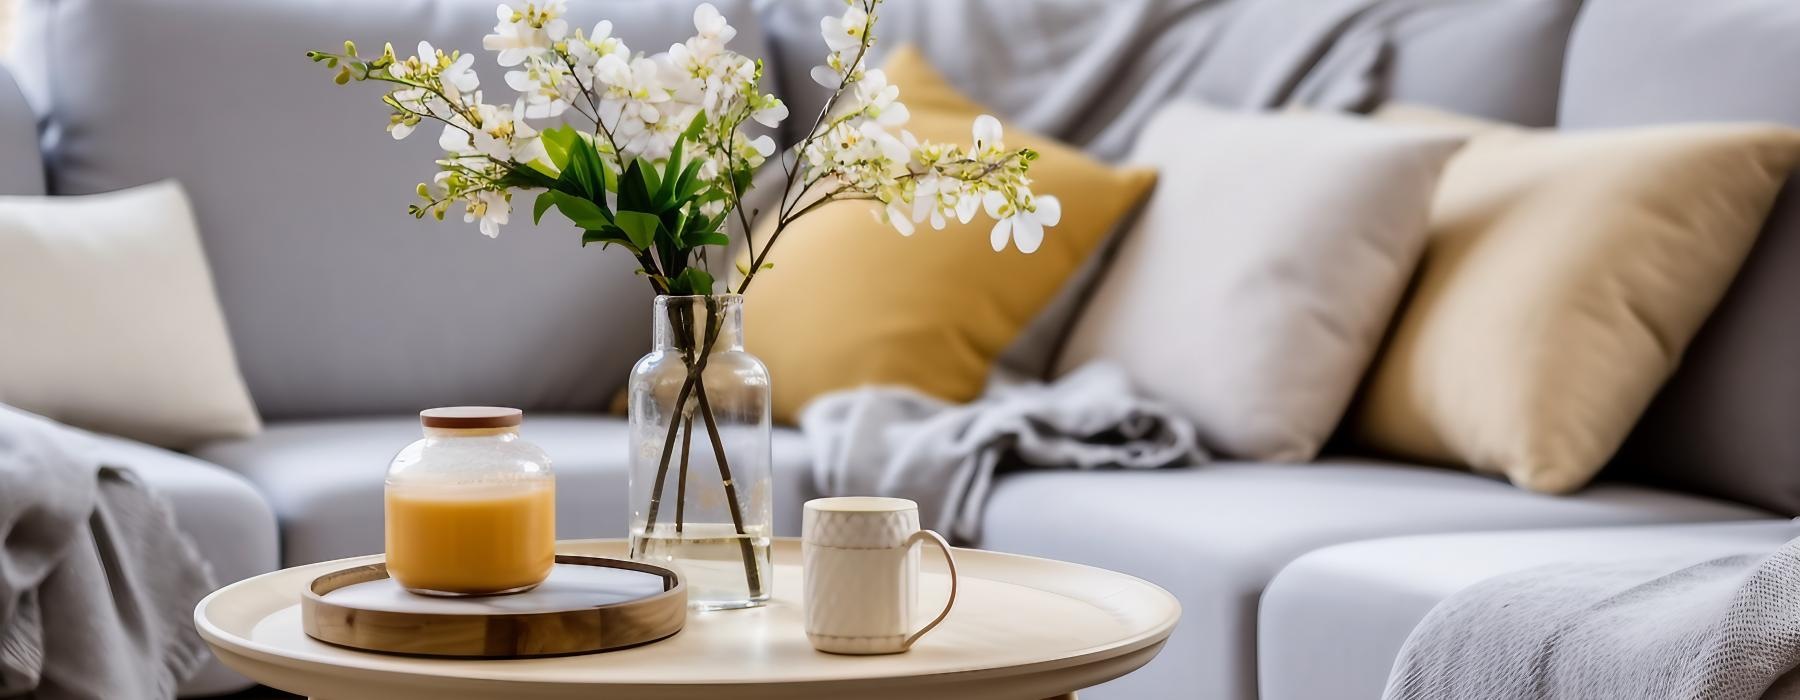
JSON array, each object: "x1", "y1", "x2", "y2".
[
  {"x1": 539, "y1": 125, "x2": 579, "y2": 171},
  {"x1": 690, "y1": 231, "x2": 730, "y2": 248},
  {"x1": 581, "y1": 228, "x2": 633, "y2": 250},
  {"x1": 670, "y1": 209, "x2": 691, "y2": 245},
  {"x1": 669, "y1": 267, "x2": 715, "y2": 296},
  {"x1": 497, "y1": 166, "x2": 556, "y2": 190},
  {"x1": 640, "y1": 161, "x2": 664, "y2": 208},
  {"x1": 614, "y1": 211, "x2": 664, "y2": 251},
  {"x1": 618, "y1": 160, "x2": 652, "y2": 212},
  {"x1": 674, "y1": 160, "x2": 705, "y2": 202},
  {"x1": 551, "y1": 191, "x2": 612, "y2": 230},
  {"x1": 533, "y1": 192, "x2": 556, "y2": 225},
  {"x1": 558, "y1": 134, "x2": 611, "y2": 203}
]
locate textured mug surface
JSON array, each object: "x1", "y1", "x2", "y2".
[{"x1": 802, "y1": 497, "x2": 957, "y2": 655}]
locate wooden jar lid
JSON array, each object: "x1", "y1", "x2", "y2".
[
  {"x1": 419, "y1": 406, "x2": 523, "y2": 429},
  {"x1": 301, "y1": 555, "x2": 686, "y2": 658}
]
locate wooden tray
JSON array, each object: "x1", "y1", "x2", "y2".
[{"x1": 301, "y1": 555, "x2": 685, "y2": 658}]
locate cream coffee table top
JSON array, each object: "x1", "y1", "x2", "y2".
[{"x1": 196, "y1": 538, "x2": 1180, "y2": 700}]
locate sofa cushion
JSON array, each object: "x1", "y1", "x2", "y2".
[
  {"x1": 978, "y1": 462, "x2": 1771, "y2": 700},
  {"x1": 0, "y1": 66, "x2": 42, "y2": 195},
  {"x1": 88, "y1": 434, "x2": 278, "y2": 697},
  {"x1": 193, "y1": 415, "x2": 820, "y2": 567},
  {"x1": 1560, "y1": 0, "x2": 1800, "y2": 517},
  {"x1": 1258, "y1": 520, "x2": 1798, "y2": 700},
  {"x1": 10, "y1": 0, "x2": 771, "y2": 420}
]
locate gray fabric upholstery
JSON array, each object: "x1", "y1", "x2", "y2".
[
  {"x1": 0, "y1": 66, "x2": 43, "y2": 195},
  {"x1": 759, "y1": 0, "x2": 1240, "y2": 160},
  {"x1": 1259, "y1": 520, "x2": 1799, "y2": 700},
  {"x1": 978, "y1": 461, "x2": 1771, "y2": 700},
  {"x1": 1562, "y1": 0, "x2": 1800, "y2": 516},
  {"x1": 89, "y1": 435, "x2": 278, "y2": 697},
  {"x1": 1199, "y1": 0, "x2": 1580, "y2": 126},
  {"x1": 1355, "y1": 0, "x2": 1580, "y2": 126},
  {"x1": 10, "y1": 0, "x2": 771, "y2": 420},
  {"x1": 194, "y1": 415, "x2": 820, "y2": 567}
]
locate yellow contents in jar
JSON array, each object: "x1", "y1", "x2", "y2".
[{"x1": 384, "y1": 482, "x2": 556, "y2": 596}]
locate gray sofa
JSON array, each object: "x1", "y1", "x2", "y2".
[{"x1": 5, "y1": 0, "x2": 1800, "y2": 698}]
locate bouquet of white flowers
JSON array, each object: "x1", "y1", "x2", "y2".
[
  {"x1": 309, "y1": 0, "x2": 1057, "y2": 606},
  {"x1": 308, "y1": 0, "x2": 1056, "y2": 285}
]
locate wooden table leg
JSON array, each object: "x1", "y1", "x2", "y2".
[{"x1": 1041, "y1": 694, "x2": 1077, "y2": 700}]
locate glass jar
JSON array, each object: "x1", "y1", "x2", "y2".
[
  {"x1": 628, "y1": 294, "x2": 773, "y2": 610},
  {"x1": 385, "y1": 406, "x2": 555, "y2": 596}
]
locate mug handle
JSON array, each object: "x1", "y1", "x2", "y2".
[{"x1": 902, "y1": 529, "x2": 959, "y2": 650}]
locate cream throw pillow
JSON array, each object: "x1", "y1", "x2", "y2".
[
  {"x1": 0, "y1": 181, "x2": 261, "y2": 449},
  {"x1": 1056, "y1": 103, "x2": 1465, "y2": 461},
  {"x1": 1353, "y1": 105, "x2": 1800, "y2": 493}
]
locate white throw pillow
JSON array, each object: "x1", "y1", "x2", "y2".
[
  {"x1": 1056, "y1": 104, "x2": 1463, "y2": 461},
  {"x1": 0, "y1": 181, "x2": 260, "y2": 449}
]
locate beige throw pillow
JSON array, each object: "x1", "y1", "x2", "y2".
[
  {"x1": 1353, "y1": 105, "x2": 1800, "y2": 493},
  {"x1": 0, "y1": 181, "x2": 261, "y2": 449},
  {"x1": 1056, "y1": 103, "x2": 1465, "y2": 461}
]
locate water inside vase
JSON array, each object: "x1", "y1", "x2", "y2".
[{"x1": 631, "y1": 521, "x2": 772, "y2": 610}]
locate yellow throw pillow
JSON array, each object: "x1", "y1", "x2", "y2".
[
  {"x1": 1352, "y1": 105, "x2": 1800, "y2": 493},
  {"x1": 743, "y1": 47, "x2": 1156, "y2": 424}
]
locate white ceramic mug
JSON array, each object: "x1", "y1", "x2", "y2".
[{"x1": 802, "y1": 497, "x2": 959, "y2": 655}]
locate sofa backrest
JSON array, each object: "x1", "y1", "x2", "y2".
[
  {"x1": 11, "y1": 0, "x2": 771, "y2": 420},
  {"x1": 0, "y1": 65, "x2": 43, "y2": 196},
  {"x1": 1570, "y1": 0, "x2": 1800, "y2": 516}
]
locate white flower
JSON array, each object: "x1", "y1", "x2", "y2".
[
  {"x1": 883, "y1": 200, "x2": 915, "y2": 235},
  {"x1": 847, "y1": 68, "x2": 907, "y2": 126},
  {"x1": 566, "y1": 21, "x2": 629, "y2": 86},
  {"x1": 435, "y1": 47, "x2": 480, "y2": 102},
  {"x1": 985, "y1": 191, "x2": 1061, "y2": 253},
  {"x1": 820, "y1": 5, "x2": 868, "y2": 52},
  {"x1": 466, "y1": 189, "x2": 511, "y2": 237},
  {"x1": 811, "y1": 3, "x2": 872, "y2": 87},
  {"x1": 749, "y1": 134, "x2": 777, "y2": 158},
  {"x1": 595, "y1": 55, "x2": 676, "y2": 154},
  {"x1": 692, "y1": 3, "x2": 737, "y2": 45},
  {"x1": 439, "y1": 98, "x2": 541, "y2": 163},
  {"x1": 505, "y1": 57, "x2": 574, "y2": 118},
  {"x1": 751, "y1": 98, "x2": 789, "y2": 128},
  {"x1": 483, "y1": 1, "x2": 569, "y2": 67},
  {"x1": 972, "y1": 114, "x2": 1003, "y2": 152}
]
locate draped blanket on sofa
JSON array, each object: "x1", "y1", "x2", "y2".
[{"x1": 0, "y1": 406, "x2": 214, "y2": 700}]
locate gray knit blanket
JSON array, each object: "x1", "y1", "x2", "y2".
[
  {"x1": 1385, "y1": 538, "x2": 1800, "y2": 700},
  {"x1": 0, "y1": 405, "x2": 214, "y2": 700},
  {"x1": 799, "y1": 363, "x2": 1202, "y2": 543}
]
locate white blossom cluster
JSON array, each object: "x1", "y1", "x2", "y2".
[
  {"x1": 487, "y1": 2, "x2": 786, "y2": 186},
  {"x1": 790, "y1": 0, "x2": 1060, "y2": 252},
  {"x1": 313, "y1": 0, "x2": 1056, "y2": 254}
]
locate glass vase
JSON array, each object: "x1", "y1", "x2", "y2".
[{"x1": 627, "y1": 294, "x2": 773, "y2": 610}]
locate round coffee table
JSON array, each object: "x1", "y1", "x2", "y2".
[{"x1": 196, "y1": 538, "x2": 1179, "y2": 700}]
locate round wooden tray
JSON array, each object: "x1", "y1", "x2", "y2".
[{"x1": 301, "y1": 555, "x2": 685, "y2": 658}]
